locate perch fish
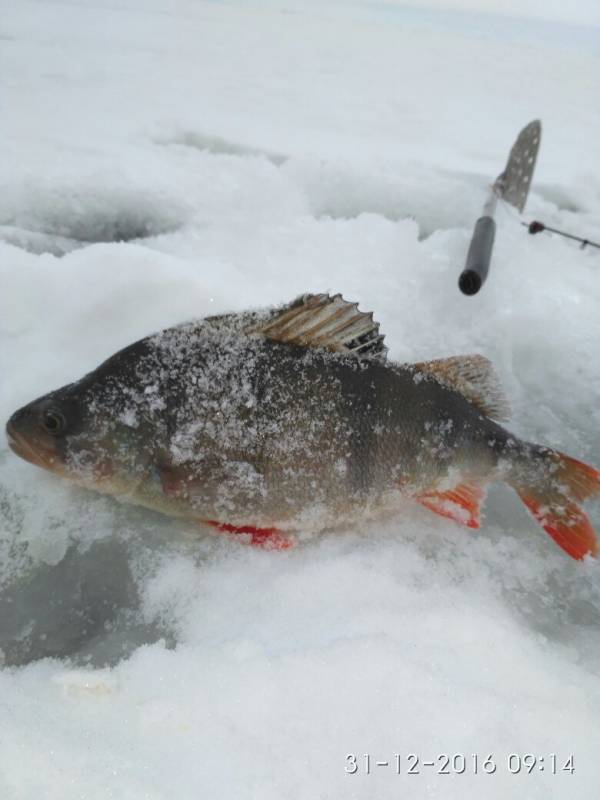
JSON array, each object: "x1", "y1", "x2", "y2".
[{"x1": 6, "y1": 294, "x2": 600, "y2": 558}]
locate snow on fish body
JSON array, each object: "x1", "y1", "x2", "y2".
[{"x1": 6, "y1": 294, "x2": 600, "y2": 558}]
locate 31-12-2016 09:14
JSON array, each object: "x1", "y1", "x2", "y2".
[{"x1": 344, "y1": 753, "x2": 575, "y2": 775}]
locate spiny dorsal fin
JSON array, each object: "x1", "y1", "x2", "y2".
[
  {"x1": 249, "y1": 294, "x2": 387, "y2": 361},
  {"x1": 412, "y1": 354, "x2": 510, "y2": 422}
]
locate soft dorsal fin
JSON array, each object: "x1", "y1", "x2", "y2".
[
  {"x1": 249, "y1": 294, "x2": 387, "y2": 361},
  {"x1": 412, "y1": 354, "x2": 510, "y2": 422}
]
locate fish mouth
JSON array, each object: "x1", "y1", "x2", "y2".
[{"x1": 6, "y1": 427, "x2": 59, "y2": 471}]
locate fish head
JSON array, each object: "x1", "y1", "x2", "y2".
[
  {"x1": 6, "y1": 385, "x2": 85, "y2": 477},
  {"x1": 6, "y1": 371, "x2": 163, "y2": 496}
]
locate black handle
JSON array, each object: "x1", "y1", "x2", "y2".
[{"x1": 459, "y1": 216, "x2": 496, "y2": 295}]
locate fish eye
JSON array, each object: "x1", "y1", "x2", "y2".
[{"x1": 42, "y1": 409, "x2": 66, "y2": 435}]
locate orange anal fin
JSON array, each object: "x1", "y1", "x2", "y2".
[
  {"x1": 204, "y1": 520, "x2": 294, "y2": 551},
  {"x1": 417, "y1": 482, "x2": 484, "y2": 529},
  {"x1": 517, "y1": 493, "x2": 598, "y2": 561}
]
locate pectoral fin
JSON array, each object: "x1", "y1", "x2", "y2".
[
  {"x1": 159, "y1": 464, "x2": 294, "y2": 550},
  {"x1": 158, "y1": 464, "x2": 193, "y2": 498}
]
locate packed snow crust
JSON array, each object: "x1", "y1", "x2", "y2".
[{"x1": 1, "y1": 1, "x2": 600, "y2": 798}]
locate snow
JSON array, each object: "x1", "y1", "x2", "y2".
[{"x1": 1, "y1": 1, "x2": 600, "y2": 798}]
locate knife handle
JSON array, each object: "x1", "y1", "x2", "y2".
[{"x1": 459, "y1": 216, "x2": 496, "y2": 295}]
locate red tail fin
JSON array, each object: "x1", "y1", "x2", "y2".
[{"x1": 512, "y1": 450, "x2": 600, "y2": 560}]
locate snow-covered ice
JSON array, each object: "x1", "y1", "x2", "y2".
[{"x1": 1, "y1": 1, "x2": 600, "y2": 798}]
